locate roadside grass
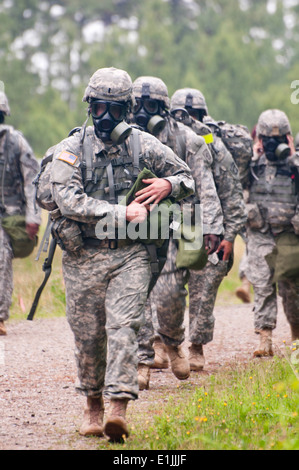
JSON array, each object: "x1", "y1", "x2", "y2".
[{"x1": 105, "y1": 351, "x2": 299, "y2": 451}]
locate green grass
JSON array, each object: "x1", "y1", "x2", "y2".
[{"x1": 104, "y1": 351, "x2": 299, "y2": 451}]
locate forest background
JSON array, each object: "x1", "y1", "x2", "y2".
[{"x1": 1, "y1": 0, "x2": 299, "y2": 158}]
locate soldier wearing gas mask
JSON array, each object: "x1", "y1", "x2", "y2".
[
  {"x1": 130, "y1": 77, "x2": 224, "y2": 389},
  {"x1": 46, "y1": 67, "x2": 194, "y2": 443},
  {"x1": 245, "y1": 109, "x2": 299, "y2": 355}
]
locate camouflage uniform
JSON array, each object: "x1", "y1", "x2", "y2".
[
  {"x1": 48, "y1": 69, "x2": 194, "y2": 403},
  {"x1": 132, "y1": 78, "x2": 223, "y2": 370},
  {"x1": 245, "y1": 109, "x2": 299, "y2": 351},
  {"x1": 0, "y1": 92, "x2": 41, "y2": 327},
  {"x1": 170, "y1": 88, "x2": 247, "y2": 347}
]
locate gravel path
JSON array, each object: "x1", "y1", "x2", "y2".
[{"x1": 0, "y1": 301, "x2": 291, "y2": 450}]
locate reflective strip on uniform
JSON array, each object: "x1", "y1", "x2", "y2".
[{"x1": 203, "y1": 133, "x2": 214, "y2": 144}]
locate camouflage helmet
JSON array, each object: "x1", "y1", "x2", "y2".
[
  {"x1": 0, "y1": 91, "x2": 11, "y2": 116},
  {"x1": 82, "y1": 67, "x2": 134, "y2": 107},
  {"x1": 256, "y1": 109, "x2": 292, "y2": 137},
  {"x1": 170, "y1": 88, "x2": 208, "y2": 115},
  {"x1": 132, "y1": 76, "x2": 170, "y2": 109}
]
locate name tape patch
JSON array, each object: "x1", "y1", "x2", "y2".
[{"x1": 58, "y1": 151, "x2": 78, "y2": 166}]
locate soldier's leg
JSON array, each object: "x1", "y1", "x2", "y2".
[
  {"x1": 104, "y1": 244, "x2": 150, "y2": 442},
  {"x1": 246, "y1": 230, "x2": 277, "y2": 356},
  {"x1": 151, "y1": 238, "x2": 190, "y2": 379},
  {"x1": 104, "y1": 244, "x2": 151, "y2": 400},
  {"x1": 188, "y1": 259, "x2": 228, "y2": 370},
  {"x1": 152, "y1": 238, "x2": 189, "y2": 346},
  {"x1": 0, "y1": 227, "x2": 13, "y2": 334},
  {"x1": 278, "y1": 278, "x2": 299, "y2": 340},
  {"x1": 62, "y1": 249, "x2": 108, "y2": 398}
]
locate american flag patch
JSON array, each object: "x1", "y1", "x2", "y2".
[{"x1": 58, "y1": 151, "x2": 78, "y2": 165}]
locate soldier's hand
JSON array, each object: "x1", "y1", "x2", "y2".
[
  {"x1": 286, "y1": 134, "x2": 296, "y2": 155},
  {"x1": 134, "y1": 178, "x2": 172, "y2": 210},
  {"x1": 26, "y1": 223, "x2": 39, "y2": 240},
  {"x1": 216, "y1": 239, "x2": 233, "y2": 261},
  {"x1": 126, "y1": 201, "x2": 148, "y2": 223},
  {"x1": 204, "y1": 234, "x2": 220, "y2": 255}
]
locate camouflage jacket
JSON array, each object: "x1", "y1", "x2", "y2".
[
  {"x1": 188, "y1": 119, "x2": 246, "y2": 243},
  {"x1": 0, "y1": 124, "x2": 41, "y2": 225},
  {"x1": 157, "y1": 116, "x2": 224, "y2": 236},
  {"x1": 49, "y1": 126, "x2": 194, "y2": 234}
]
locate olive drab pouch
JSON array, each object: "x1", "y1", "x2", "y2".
[
  {"x1": 265, "y1": 232, "x2": 299, "y2": 282},
  {"x1": 1, "y1": 215, "x2": 37, "y2": 258},
  {"x1": 175, "y1": 223, "x2": 208, "y2": 271}
]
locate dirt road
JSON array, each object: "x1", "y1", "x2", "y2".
[{"x1": 0, "y1": 301, "x2": 291, "y2": 450}]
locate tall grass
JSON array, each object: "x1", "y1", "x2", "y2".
[{"x1": 104, "y1": 351, "x2": 299, "y2": 451}]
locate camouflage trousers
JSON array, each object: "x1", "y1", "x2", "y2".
[
  {"x1": 0, "y1": 225, "x2": 13, "y2": 321},
  {"x1": 137, "y1": 237, "x2": 189, "y2": 363},
  {"x1": 62, "y1": 242, "x2": 150, "y2": 400},
  {"x1": 188, "y1": 256, "x2": 229, "y2": 345},
  {"x1": 246, "y1": 229, "x2": 299, "y2": 331}
]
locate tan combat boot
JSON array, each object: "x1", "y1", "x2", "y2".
[
  {"x1": 253, "y1": 329, "x2": 274, "y2": 357},
  {"x1": 189, "y1": 344, "x2": 205, "y2": 371},
  {"x1": 235, "y1": 277, "x2": 251, "y2": 303},
  {"x1": 79, "y1": 396, "x2": 104, "y2": 437},
  {"x1": 0, "y1": 321, "x2": 7, "y2": 336},
  {"x1": 165, "y1": 344, "x2": 190, "y2": 380},
  {"x1": 151, "y1": 337, "x2": 169, "y2": 369},
  {"x1": 104, "y1": 398, "x2": 129, "y2": 442},
  {"x1": 138, "y1": 364, "x2": 150, "y2": 391},
  {"x1": 291, "y1": 324, "x2": 299, "y2": 341}
]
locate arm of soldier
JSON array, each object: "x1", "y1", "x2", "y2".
[
  {"x1": 186, "y1": 137, "x2": 224, "y2": 238},
  {"x1": 213, "y1": 142, "x2": 247, "y2": 258},
  {"x1": 50, "y1": 156, "x2": 128, "y2": 227},
  {"x1": 18, "y1": 134, "x2": 41, "y2": 237},
  {"x1": 136, "y1": 134, "x2": 195, "y2": 205}
]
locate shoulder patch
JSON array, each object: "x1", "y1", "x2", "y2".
[{"x1": 58, "y1": 150, "x2": 79, "y2": 166}]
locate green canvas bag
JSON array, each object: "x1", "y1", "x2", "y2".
[
  {"x1": 1, "y1": 215, "x2": 37, "y2": 258},
  {"x1": 265, "y1": 231, "x2": 299, "y2": 282},
  {"x1": 175, "y1": 223, "x2": 208, "y2": 271},
  {"x1": 120, "y1": 167, "x2": 176, "y2": 247}
]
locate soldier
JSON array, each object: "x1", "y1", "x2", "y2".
[
  {"x1": 0, "y1": 90, "x2": 41, "y2": 335},
  {"x1": 45, "y1": 67, "x2": 194, "y2": 442},
  {"x1": 295, "y1": 132, "x2": 299, "y2": 151},
  {"x1": 170, "y1": 88, "x2": 247, "y2": 370},
  {"x1": 245, "y1": 109, "x2": 299, "y2": 355},
  {"x1": 130, "y1": 77, "x2": 224, "y2": 388}
]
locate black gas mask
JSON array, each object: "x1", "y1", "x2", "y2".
[
  {"x1": 262, "y1": 135, "x2": 290, "y2": 162},
  {"x1": 132, "y1": 84, "x2": 166, "y2": 135},
  {"x1": 90, "y1": 99, "x2": 132, "y2": 145}
]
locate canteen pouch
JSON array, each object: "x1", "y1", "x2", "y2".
[
  {"x1": 175, "y1": 224, "x2": 208, "y2": 271},
  {"x1": 1, "y1": 215, "x2": 37, "y2": 258},
  {"x1": 265, "y1": 232, "x2": 299, "y2": 282},
  {"x1": 291, "y1": 208, "x2": 299, "y2": 235}
]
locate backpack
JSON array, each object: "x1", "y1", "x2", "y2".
[{"x1": 205, "y1": 119, "x2": 253, "y2": 188}]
